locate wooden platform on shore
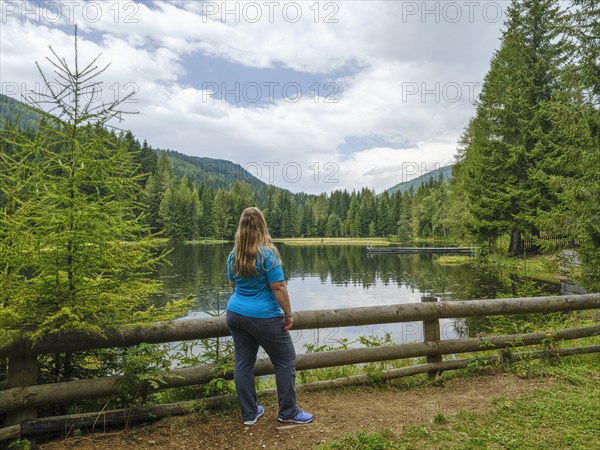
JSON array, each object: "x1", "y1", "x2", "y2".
[{"x1": 366, "y1": 246, "x2": 475, "y2": 255}]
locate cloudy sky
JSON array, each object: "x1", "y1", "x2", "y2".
[{"x1": 0, "y1": 0, "x2": 510, "y2": 193}]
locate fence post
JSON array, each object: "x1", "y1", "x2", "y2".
[
  {"x1": 421, "y1": 296, "x2": 442, "y2": 379},
  {"x1": 5, "y1": 350, "x2": 38, "y2": 427}
]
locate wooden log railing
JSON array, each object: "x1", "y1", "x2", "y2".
[
  {"x1": 1, "y1": 294, "x2": 598, "y2": 357},
  {"x1": 1, "y1": 293, "x2": 599, "y2": 441}
]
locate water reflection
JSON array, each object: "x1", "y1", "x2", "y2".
[{"x1": 155, "y1": 243, "x2": 561, "y2": 349}]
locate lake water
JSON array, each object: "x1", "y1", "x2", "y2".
[{"x1": 155, "y1": 243, "x2": 562, "y2": 353}]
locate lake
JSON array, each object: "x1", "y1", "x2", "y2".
[{"x1": 155, "y1": 243, "x2": 562, "y2": 352}]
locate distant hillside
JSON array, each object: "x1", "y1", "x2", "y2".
[
  {"x1": 162, "y1": 149, "x2": 268, "y2": 192},
  {"x1": 0, "y1": 94, "x2": 45, "y2": 131},
  {"x1": 386, "y1": 164, "x2": 453, "y2": 195},
  {"x1": 0, "y1": 94, "x2": 269, "y2": 193}
]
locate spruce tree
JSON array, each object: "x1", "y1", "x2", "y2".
[
  {"x1": 212, "y1": 189, "x2": 234, "y2": 239},
  {"x1": 144, "y1": 151, "x2": 173, "y2": 232},
  {"x1": 536, "y1": 0, "x2": 600, "y2": 287},
  {"x1": 456, "y1": 0, "x2": 569, "y2": 254},
  {"x1": 159, "y1": 176, "x2": 200, "y2": 240}
]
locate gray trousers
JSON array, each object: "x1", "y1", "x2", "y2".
[{"x1": 226, "y1": 310, "x2": 300, "y2": 421}]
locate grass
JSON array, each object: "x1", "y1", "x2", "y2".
[
  {"x1": 183, "y1": 239, "x2": 229, "y2": 245},
  {"x1": 483, "y1": 253, "x2": 562, "y2": 283},
  {"x1": 319, "y1": 381, "x2": 600, "y2": 449},
  {"x1": 318, "y1": 342, "x2": 600, "y2": 450},
  {"x1": 146, "y1": 237, "x2": 230, "y2": 246},
  {"x1": 273, "y1": 237, "x2": 398, "y2": 246},
  {"x1": 273, "y1": 236, "x2": 473, "y2": 246},
  {"x1": 435, "y1": 255, "x2": 474, "y2": 266}
]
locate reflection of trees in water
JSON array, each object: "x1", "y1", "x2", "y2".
[
  {"x1": 283, "y1": 246, "x2": 512, "y2": 299},
  {"x1": 154, "y1": 244, "x2": 561, "y2": 317},
  {"x1": 454, "y1": 273, "x2": 562, "y2": 338},
  {"x1": 154, "y1": 242, "x2": 233, "y2": 312}
]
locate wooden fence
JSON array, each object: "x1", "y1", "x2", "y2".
[
  {"x1": 1, "y1": 293, "x2": 599, "y2": 441},
  {"x1": 522, "y1": 234, "x2": 579, "y2": 250}
]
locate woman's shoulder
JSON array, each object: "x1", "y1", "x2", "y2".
[
  {"x1": 258, "y1": 245, "x2": 281, "y2": 268},
  {"x1": 258, "y1": 245, "x2": 278, "y2": 258}
]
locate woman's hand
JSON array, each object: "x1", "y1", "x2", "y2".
[{"x1": 283, "y1": 314, "x2": 294, "y2": 331}]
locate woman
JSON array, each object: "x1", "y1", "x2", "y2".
[{"x1": 226, "y1": 207, "x2": 314, "y2": 426}]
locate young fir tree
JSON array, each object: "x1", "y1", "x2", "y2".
[{"x1": 0, "y1": 31, "x2": 188, "y2": 344}]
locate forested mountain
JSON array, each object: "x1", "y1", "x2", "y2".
[
  {"x1": 0, "y1": 94, "x2": 267, "y2": 193},
  {"x1": 386, "y1": 164, "x2": 453, "y2": 196},
  {"x1": 0, "y1": 93, "x2": 45, "y2": 131},
  {"x1": 163, "y1": 150, "x2": 266, "y2": 191}
]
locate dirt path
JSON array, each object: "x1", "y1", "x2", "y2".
[{"x1": 40, "y1": 373, "x2": 552, "y2": 450}]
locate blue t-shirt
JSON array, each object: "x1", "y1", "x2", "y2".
[{"x1": 227, "y1": 246, "x2": 285, "y2": 318}]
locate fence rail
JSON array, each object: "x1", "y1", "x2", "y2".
[
  {"x1": 1, "y1": 293, "x2": 599, "y2": 441},
  {"x1": 1, "y1": 294, "x2": 598, "y2": 357}
]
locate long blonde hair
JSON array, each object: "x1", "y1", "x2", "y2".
[{"x1": 232, "y1": 207, "x2": 281, "y2": 277}]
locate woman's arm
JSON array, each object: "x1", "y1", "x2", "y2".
[{"x1": 269, "y1": 280, "x2": 294, "y2": 331}]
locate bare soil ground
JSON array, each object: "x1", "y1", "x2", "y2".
[{"x1": 39, "y1": 373, "x2": 553, "y2": 450}]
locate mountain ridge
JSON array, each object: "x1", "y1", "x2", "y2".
[{"x1": 386, "y1": 164, "x2": 453, "y2": 195}]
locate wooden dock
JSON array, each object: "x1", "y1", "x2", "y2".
[{"x1": 366, "y1": 246, "x2": 475, "y2": 255}]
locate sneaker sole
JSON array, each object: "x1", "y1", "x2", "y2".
[
  {"x1": 244, "y1": 410, "x2": 264, "y2": 425},
  {"x1": 277, "y1": 417, "x2": 314, "y2": 424}
]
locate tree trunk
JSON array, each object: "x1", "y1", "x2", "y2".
[{"x1": 509, "y1": 230, "x2": 523, "y2": 256}]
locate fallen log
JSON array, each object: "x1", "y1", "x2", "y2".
[{"x1": 0, "y1": 425, "x2": 21, "y2": 441}]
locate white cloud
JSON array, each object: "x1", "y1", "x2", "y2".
[{"x1": 1, "y1": 1, "x2": 509, "y2": 194}]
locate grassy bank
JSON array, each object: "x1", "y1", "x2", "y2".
[
  {"x1": 146, "y1": 237, "x2": 230, "y2": 245},
  {"x1": 484, "y1": 253, "x2": 562, "y2": 283},
  {"x1": 184, "y1": 238, "x2": 229, "y2": 245},
  {"x1": 319, "y1": 352, "x2": 600, "y2": 450},
  {"x1": 435, "y1": 252, "x2": 563, "y2": 281},
  {"x1": 273, "y1": 237, "x2": 398, "y2": 246},
  {"x1": 435, "y1": 255, "x2": 475, "y2": 266},
  {"x1": 273, "y1": 236, "x2": 469, "y2": 246}
]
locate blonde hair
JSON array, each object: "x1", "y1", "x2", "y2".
[{"x1": 232, "y1": 207, "x2": 281, "y2": 277}]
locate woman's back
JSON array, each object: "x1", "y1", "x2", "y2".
[{"x1": 227, "y1": 246, "x2": 285, "y2": 318}]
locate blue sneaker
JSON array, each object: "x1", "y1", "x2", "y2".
[
  {"x1": 277, "y1": 409, "x2": 314, "y2": 424},
  {"x1": 243, "y1": 405, "x2": 264, "y2": 425}
]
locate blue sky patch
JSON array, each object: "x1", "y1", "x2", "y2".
[
  {"x1": 338, "y1": 135, "x2": 414, "y2": 154},
  {"x1": 179, "y1": 52, "x2": 354, "y2": 107}
]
